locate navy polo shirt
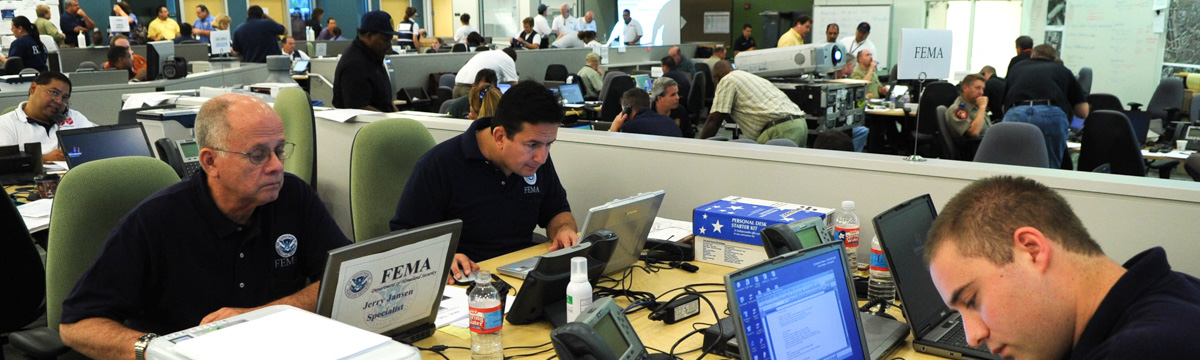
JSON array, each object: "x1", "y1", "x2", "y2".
[
  {"x1": 61, "y1": 11, "x2": 90, "y2": 46},
  {"x1": 60, "y1": 172, "x2": 351, "y2": 334},
  {"x1": 8, "y1": 36, "x2": 47, "y2": 72},
  {"x1": 390, "y1": 117, "x2": 572, "y2": 261},
  {"x1": 1068, "y1": 247, "x2": 1200, "y2": 359},
  {"x1": 621, "y1": 110, "x2": 683, "y2": 137},
  {"x1": 333, "y1": 38, "x2": 394, "y2": 112},
  {"x1": 232, "y1": 18, "x2": 286, "y2": 63}
]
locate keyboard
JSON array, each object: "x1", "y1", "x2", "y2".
[{"x1": 938, "y1": 322, "x2": 991, "y2": 352}]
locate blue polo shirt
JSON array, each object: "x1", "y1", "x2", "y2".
[
  {"x1": 390, "y1": 117, "x2": 572, "y2": 261},
  {"x1": 60, "y1": 172, "x2": 351, "y2": 334},
  {"x1": 8, "y1": 36, "x2": 47, "y2": 72},
  {"x1": 232, "y1": 18, "x2": 285, "y2": 63},
  {"x1": 1068, "y1": 247, "x2": 1200, "y2": 359},
  {"x1": 193, "y1": 14, "x2": 216, "y2": 43},
  {"x1": 61, "y1": 11, "x2": 90, "y2": 46},
  {"x1": 620, "y1": 110, "x2": 683, "y2": 137}
]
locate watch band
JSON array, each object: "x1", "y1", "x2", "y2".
[{"x1": 134, "y1": 333, "x2": 158, "y2": 360}]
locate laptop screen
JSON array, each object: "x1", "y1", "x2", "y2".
[
  {"x1": 872, "y1": 194, "x2": 946, "y2": 333},
  {"x1": 498, "y1": 83, "x2": 511, "y2": 94},
  {"x1": 57, "y1": 123, "x2": 154, "y2": 168},
  {"x1": 560, "y1": 83, "x2": 586, "y2": 104},
  {"x1": 726, "y1": 243, "x2": 868, "y2": 360},
  {"x1": 633, "y1": 75, "x2": 651, "y2": 92},
  {"x1": 1125, "y1": 111, "x2": 1151, "y2": 144}
]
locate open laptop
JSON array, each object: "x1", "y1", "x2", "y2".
[
  {"x1": 497, "y1": 190, "x2": 665, "y2": 280},
  {"x1": 632, "y1": 74, "x2": 651, "y2": 92},
  {"x1": 873, "y1": 194, "x2": 999, "y2": 360},
  {"x1": 497, "y1": 83, "x2": 512, "y2": 94},
  {"x1": 56, "y1": 123, "x2": 155, "y2": 169},
  {"x1": 316, "y1": 219, "x2": 462, "y2": 344},
  {"x1": 727, "y1": 242, "x2": 906, "y2": 360}
]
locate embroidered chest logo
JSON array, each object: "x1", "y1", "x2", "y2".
[
  {"x1": 523, "y1": 174, "x2": 540, "y2": 194},
  {"x1": 275, "y1": 234, "x2": 298, "y2": 258}
]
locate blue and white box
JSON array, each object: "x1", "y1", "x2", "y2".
[{"x1": 692, "y1": 196, "x2": 835, "y2": 246}]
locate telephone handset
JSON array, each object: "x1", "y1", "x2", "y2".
[
  {"x1": 155, "y1": 138, "x2": 202, "y2": 179},
  {"x1": 52, "y1": 103, "x2": 70, "y2": 124}
]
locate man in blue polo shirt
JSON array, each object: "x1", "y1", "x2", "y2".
[
  {"x1": 60, "y1": 0, "x2": 94, "y2": 47},
  {"x1": 609, "y1": 87, "x2": 682, "y2": 137},
  {"x1": 232, "y1": 5, "x2": 286, "y2": 63},
  {"x1": 391, "y1": 81, "x2": 578, "y2": 284},
  {"x1": 59, "y1": 93, "x2": 351, "y2": 360},
  {"x1": 192, "y1": 5, "x2": 216, "y2": 43}
]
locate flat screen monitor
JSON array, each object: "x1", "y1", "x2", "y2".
[
  {"x1": 498, "y1": 83, "x2": 512, "y2": 94},
  {"x1": 57, "y1": 123, "x2": 154, "y2": 169},
  {"x1": 146, "y1": 40, "x2": 175, "y2": 80},
  {"x1": 632, "y1": 74, "x2": 651, "y2": 92}
]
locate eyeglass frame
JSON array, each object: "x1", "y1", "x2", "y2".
[{"x1": 209, "y1": 141, "x2": 296, "y2": 165}]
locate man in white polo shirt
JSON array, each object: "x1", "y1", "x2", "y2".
[
  {"x1": 0, "y1": 71, "x2": 94, "y2": 161},
  {"x1": 453, "y1": 48, "x2": 519, "y2": 99},
  {"x1": 620, "y1": 9, "x2": 642, "y2": 45}
]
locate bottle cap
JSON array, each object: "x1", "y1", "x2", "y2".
[
  {"x1": 570, "y1": 257, "x2": 588, "y2": 282},
  {"x1": 842, "y1": 200, "x2": 855, "y2": 211},
  {"x1": 474, "y1": 270, "x2": 491, "y2": 285}
]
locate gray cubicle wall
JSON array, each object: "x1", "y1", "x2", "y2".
[
  {"x1": 304, "y1": 40, "x2": 353, "y2": 58},
  {"x1": 605, "y1": 44, "x2": 699, "y2": 68},
  {"x1": 513, "y1": 48, "x2": 592, "y2": 83},
  {"x1": 174, "y1": 43, "x2": 212, "y2": 63}
]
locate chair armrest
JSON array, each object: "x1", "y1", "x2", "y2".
[
  {"x1": 1128, "y1": 102, "x2": 1143, "y2": 112},
  {"x1": 9, "y1": 327, "x2": 70, "y2": 359}
]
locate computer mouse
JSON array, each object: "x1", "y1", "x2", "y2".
[{"x1": 452, "y1": 271, "x2": 479, "y2": 286}]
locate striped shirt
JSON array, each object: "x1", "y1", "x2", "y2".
[{"x1": 710, "y1": 70, "x2": 805, "y2": 140}]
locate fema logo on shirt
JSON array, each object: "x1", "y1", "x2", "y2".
[
  {"x1": 275, "y1": 234, "x2": 298, "y2": 258},
  {"x1": 344, "y1": 270, "x2": 373, "y2": 299},
  {"x1": 524, "y1": 174, "x2": 537, "y2": 185}
]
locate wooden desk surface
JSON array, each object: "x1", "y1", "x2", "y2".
[{"x1": 414, "y1": 244, "x2": 934, "y2": 359}]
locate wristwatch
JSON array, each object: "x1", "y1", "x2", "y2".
[{"x1": 134, "y1": 333, "x2": 158, "y2": 360}]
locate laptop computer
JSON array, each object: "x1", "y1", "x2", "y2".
[
  {"x1": 726, "y1": 242, "x2": 907, "y2": 360},
  {"x1": 315, "y1": 219, "x2": 462, "y2": 344},
  {"x1": 497, "y1": 190, "x2": 665, "y2": 280},
  {"x1": 873, "y1": 194, "x2": 999, "y2": 360},
  {"x1": 56, "y1": 123, "x2": 155, "y2": 169},
  {"x1": 497, "y1": 83, "x2": 512, "y2": 94},
  {"x1": 632, "y1": 74, "x2": 651, "y2": 92},
  {"x1": 559, "y1": 84, "x2": 602, "y2": 108},
  {"x1": 1125, "y1": 111, "x2": 1152, "y2": 145}
]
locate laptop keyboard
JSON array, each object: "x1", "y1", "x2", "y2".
[{"x1": 937, "y1": 323, "x2": 991, "y2": 353}]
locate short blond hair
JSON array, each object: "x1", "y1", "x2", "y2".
[{"x1": 36, "y1": 5, "x2": 51, "y2": 18}]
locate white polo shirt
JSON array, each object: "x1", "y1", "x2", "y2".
[
  {"x1": 454, "y1": 50, "x2": 519, "y2": 85},
  {"x1": 552, "y1": 16, "x2": 577, "y2": 36},
  {"x1": 623, "y1": 19, "x2": 643, "y2": 45},
  {"x1": 0, "y1": 101, "x2": 95, "y2": 153}
]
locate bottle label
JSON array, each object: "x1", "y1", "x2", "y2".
[
  {"x1": 835, "y1": 226, "x2": 860, "y2": 248},
  {"x1": 469, "y1": 304, "x2": 503, "y2": 334},
  {"x1": 870, "y1": 247, "x2": 889, "y2": 272}
]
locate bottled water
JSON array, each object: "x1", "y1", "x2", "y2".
[
  {"x1": 867, "y1": 236, "x2": 896, "y2": 301},
  {"x1": 834, "y1": 200, "x2": 861, "y2": 270},
  {"x1": 469, "y1": 270, "x2": 503, "y2": 360}
]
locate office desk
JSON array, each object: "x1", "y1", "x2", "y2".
[
  {"x1": 413, "y1": 245, "x2": 931, "y2": 359},
  {"x1": 1067, "y1": 142, "x2": 1196, "y2": 162},
  {"x1": 865, "y1": 107, "x2": 913, "y2": 154}
]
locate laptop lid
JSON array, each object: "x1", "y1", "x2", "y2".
[
  {"x1": 871, "y1": 194, "x2": 950, "y2": 338},
  {"x1": 726, "y1": 242, "x2": 870, "y2": 360},
  {"x1": 316, "y1": 219, "x2": 462, "y2": 341},
  {"x1": 579, "y1": 190, "x2": 665, "y2": 275},
  {"x1": 632, "y1": 75, "x2": 651, "y2": 92},
  {"x1": 559, "y1": 83, "x2": 586, "y2": 104},
  {"x1": 57, "y1": 123, "x2": 155, "y2": 169},
  {"x1": 292, "y1": 60, "x2": 309, "y2": 73}
]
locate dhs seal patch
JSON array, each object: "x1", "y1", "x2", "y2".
[
  {"x1": 275, "y1": 234, "x2": 298, "y2": 258},
  {"x1": 344, "y1": 270, "x2": 373, "y2": 299},
  {"x1": 524, "y1": 173, "x2": 537, "y2": 185}
]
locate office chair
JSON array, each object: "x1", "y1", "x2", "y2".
[
  {"x1": 545, "y1": 64, "x2": 568, "y2": 82},
  {"x1": 910, "y1": 81, "x2": 957, "y2": 158},
  {"x1": 439, "y1": 73, "x2": 456, "y2": 89},
  {"x1": 1, "y1": 190, "x2": 46, "y2": 360},
  {"x1": 438, "y1": 98, "x2": 455, "y2": 114},
  {"x1": 973, "y1": 122, "x2": 1049, "y2": 168},
  {"x1": 934, "y1": 105, "x2": 961, "y2": 160},
  {"x1": 452, "y1": 43, "x2": 467, "y2": 52},
  {"x1": 398, "y1": 87, "x2": 432, "y2": 111},
  {"x1": 1142, "y1": 77, "x2": 1186, "y2": 142},
  {"x1": 694, "y1": 46, "x2": 713, "y2": 59},
  {"x1": 76, "y1": 61, "x2": 100, "y2": 72},
  {"x1": 597, "y1": 70, "x2": 627, "y2": 103},
  {"x1": 1185, "y1": 153, "x2": 1200, "y2": 181},
  {"x1": 686, "y1": 72, "x2": 707, "y2": 135},
  {"x1": 19, "y1": 68, "x2": 39, "y2": 75},
  {"x1": 1190, "y1": 93, "x2": 1200, "y2": 124},
  {"x1": 599, "y1": 76, "x2": 635, "y2": 123},
  {"x1": 1087, "y1": 93, "x2": 1125, "y2": 112},
  {"x1": 564, "y1": 73, "x2": 579, "y2": 85},
  {"x1": 1076, "y1": 110, "x2": 1146, "y2": 176},
  {"x1": 436, "y1": 86, "x2": 454, "y2": 111},
  {"x1": 4, "y1": 56, "x2": 22, "y2": 75},
  {"x1": 9, "y1": 157, "x2": 180, "y2": 360},
  {"x1": 273, "y1": 87, "x2": 317, "y2": 188},
  {"x1": 692, "y1": 61, "x2": 713, "y2": 104},
  {"x1": 349, "y1": 118, "x2": 436, "y2": 242},
  {"x1": 1077, "y1": 67, "x2": 1092, "y2": 95}
]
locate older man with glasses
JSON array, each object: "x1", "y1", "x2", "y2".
[
  {"x1": 0, "y1": 71, "x2": 94, "y2": 161},
  {"x1": 59, "y1": 93, "x2": 351, "y2": 360}
]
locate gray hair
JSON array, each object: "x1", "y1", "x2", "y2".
[
  {"x1": 63, "y1": 0, "x2": 77, "y2": 6},
  {"x1": 194, "y1": 95, "x2": 238, "y2": 150},
  {"x1": 650, "y1": 77, "x2": 677, "y2": 99}
]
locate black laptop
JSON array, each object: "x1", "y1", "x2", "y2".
[
  {"x1": 873, "y1": 194, "x2": 1000, "y2": 360},
  {"x1": 56, "y1": 123, "x2": 155, "y2": 169}
]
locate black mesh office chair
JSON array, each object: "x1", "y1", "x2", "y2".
[
  {"x1": 545, "y1": 64, "x2": 568, "y2": 82},
  {"x1": 76, "y1": 61, "x2": 100, "y2": 72},
  {"x1": 1142, "y1": 77, "x2": 1186, "y2": 142},
  {"x1": 934, "y1": 105, "x2": 961, "y2": 160},
  {"x1": 1077, "y1": 110, "x2": 1146, "y2": 176},
  {"x1": 693, "y1": 61, "x2": 713, "y2": 104},
  {"x1": 597, "y1": 71, "x2": 627, "y2": 103},
  {"x1": 974, "y1": 122, "x2": 1049, "y2": 168},
  {"x1": 1185, "y1": 153, "x2": 1200, "y2": 181},
  {"x1": 599, "y1": 76, "x2": 635, "y2": 123},
  {"x1": 452, "y1": 43, "x2": 467, "y2": 52},
  {"x1": 1077, "y1": 67, "x2": 1093, "y2": 95},
  {"x1": 1087, "y1": 93, "x2": 1125, "y2": 112}
]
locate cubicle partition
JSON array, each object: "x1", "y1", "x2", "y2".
[
  {"x1": 512, "y1": 48, "x2": 592, "y2": 83},
  {"x1": 314, "y1": 112, "x2": 1200, "y2": 277},
  {"x1": 174, "y1": 43, "x2": 212, "y2": 63},
  {"x1": 305, "y1": 40, "x2": 353, "y2": 58},
  {"x1": 603, "y1": 44, "x2": 699, "y2": 71}
]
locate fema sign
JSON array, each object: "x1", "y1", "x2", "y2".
[{"x1": 897, "y1": 28, "x2": 953, "y2": 80}]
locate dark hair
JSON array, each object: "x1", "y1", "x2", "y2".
[
  {"x1": 826, "y1": 23, "x2": 839, "y2": 32},
  {"x1": 474, "y1": 68, "x2": 497, "y2": 86},
  {"x1": 1015, "y1": 36, "x2": 1034, "y2": 50},
  {"x1": 196, "y1": 4, "x2": 209, "y2": 13},
  {"x1": 157, "y1": 5, "x2": 169, "y2": 14},
  {"x1": 461, "y1": 13, "x2": 470, "y2": 23},
  {"x1": 331, "y1": 26, "x2": 342, "y2": 37},
  {"x1": 742, "y1": 23, "x2": 752, "y2": 30},
  {"x1": 502, "y1": 47, "x2": 518, "y2": 61},
  {"x1": 180, "y1": 23, "x2": 193, "y2": 36},
  {"x1": 623, "y1": 9, "x2": 631, "y2": 14},
  {"x1": 1032, "y1": 44, "x2": 1058, "y2": 61},
  {"x1": 11, "y1": 17, "x2": 46, "y2": 57},
  {"x1": 107, "y1": 45, "x2": 130, "y2": 62},
  {"x1": 313, "y1": 7, "x2": 324, "y2": 18},
  {"x1": 34, "y1": 71, "x2": 72, "y2": 93},
  {"x1": 491, "y1": 81, "x2": 562, "y2": 138},
  {"x1": 796, "y1": 14, "x2": 812, "y2": 27},
  {"x1": 405, "y1": 7, "x2": 417, "y2": 20},
  {"x1": 960, "y1": 73, "x2": 986, "y2": 88},
  {"x1": 926, "y1": 176, "x2": 1103, "y2": 265},
  {"x1": 248, "y1": 5, "x2": 265, "y2": 19},
  {"x1": 522, "y1": 17, "x2": 534, "y2": 27},
  {"x1": 660, "y1": 56, "x2": 677, "y2": 71},
  {"x1": 812, "y1": 130, "x2": 853, "y2": 151},
  {"x1": 620, "y1": 88, "x2": 650, "y2": 112},
  {"x1": 857, "y1": 22, "x2": 871, "y2": 33},
  {"x1": 467, "y1": 32, "x2": 485, "y2": 46}
]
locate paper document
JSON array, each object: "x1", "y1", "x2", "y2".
[
  {"x1": 172, "y1": 307, "x2": 392, "y2": 360},
  {"x1": 18, "y1": 199, "x2": 53, "y2": 218},
  {"x1": 44, "y1": 161, "x2": 68, "y2": 171},
  {"x1": 315, "y1": 109, "x2": 378, "y2": 123},
  {"x1": 648, "y1": 217, "x2": 692, "y2": 242},
  {"x1": 122, "y1": 93, "x2": 180, "y2": 110}
]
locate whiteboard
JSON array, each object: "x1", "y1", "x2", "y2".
[
  {"x1": 1060, "y1": 0, "x2": 1163, "y2": 105},
  {"x1": 814, "y1": 5, "x2": 891, "y2": 68}
]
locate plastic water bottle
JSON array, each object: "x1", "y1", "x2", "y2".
[
  {"x1": 77, "y1": 32, "x2": 87, "y2": 48},
  {"x1": 306, "y1": 27, "x2": 315, "y2": 41},
  {"x1": 867, "y1": 236, "x2": 896, "y2": 301},
  {"x1": 835, "y1": 200, "x2": 861, "y2": 270},
  {"x1": 469, "y1": 270, "x2": 503, "y2": 360},
  {"x1": 565, "y1": 257, "x2": 592, "y2": 323}
]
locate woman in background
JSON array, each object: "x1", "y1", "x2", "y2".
[
  {"x1": 2, "y1": 16, "x2": 49, "y2": 72},
  {"x1": 468, "y1": 84, "x2": 502, "y2": 120}
]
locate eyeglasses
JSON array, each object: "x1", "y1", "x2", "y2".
[
  {"x1": 211, "y1": 142, "x2": 295, "y2": 165},
  {"x1": 43, "y1": 87, "x2": 70, "y2": 102}
]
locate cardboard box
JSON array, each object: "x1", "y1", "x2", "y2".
[
  {"x1": 692, "y1": 196, "x2": 836, "y2": 246},
  {"x1": 693, "y1": 236, "x2": 769, "y2": 269}
]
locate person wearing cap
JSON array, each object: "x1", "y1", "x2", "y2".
[
  {"x1": 838, "y1": 22, "x2": 877, "y2": 60},
  {"x1": 578, "y1": 52, "x2": 604, "y2": 98},
  {"x1": 231, "y1": 5, "x2": 285, "y2": 63},
  {"x1": 533, "y1": 4, "x2": 552, "y2": 48},
  {"x1": 333, "y1": 11, "x2": 399, "y2": 112}
]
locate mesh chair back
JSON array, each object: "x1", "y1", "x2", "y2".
[
  {"x1": 916, "y1": 82, "x2": 957, "y2": 139},
  {"x1": 693, "y1": 61, "x2": 713, "y2": 98},
  {"x1": 1191, "y1": 93, "x2": 1200, "y2": 124},
  {"x1": 5, "y1": 56, "x2": 23, "y2": 75},
  {"x1": 439, "y1": 73, "x2": 456, "y2": 88},
  {"x1": 1077, "y1": 110, "x2": 1146, "y2": 176},
  {"x1": 687, "y1": 72, "x2": 706, "y2": 119},
  {"x1": 46, "y1": 157, "x2": 180, "y2": 328},
  {"x1": 1077, "y1": 67, "x2": 1093, "y2": 95},
  {"x1": 1185, "y1": 153, "x2": 1200, "y2": 181},
  {"x1": 77, "y1": 61, "x2": 100, "y2": 72},
  {"x1": 545, "y1": 64, "x2": 569, "y2": 82},
  {"x1": 349, "y1": 118, "x2": 436, "y2": 242},
  {"x1": 598, "y1": 71, "x2": 627, "y2": 102},
  {"x1": 273, "y1": 87, "x2": 317, "y2": 187},
  {"x1": 452, "y1": 43, "x2": 467, "y2": 52},
  {"x1": 973, "y1": 122, "x2": 1049, "y2": 167}
]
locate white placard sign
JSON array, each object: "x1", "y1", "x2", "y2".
[
  {"x1": 330, "y1": 235, "x2": 451, "y2": 331},
  {"x1": 109, "y1": 16, "x2": 130, "y2": 32},
  {"x1": 210, "y1": 30, "x2": 231, "y2": 54},
  {"x1": 897, "y1": 28, "x2": 953, "y2": 80}
]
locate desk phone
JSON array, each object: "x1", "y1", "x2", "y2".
[
  {"x1": 155, "y1": 138, "x2": 201, "y2": 179},
  {"x1": 551, "y1": 297, "x2": 672, "y2": 360},
  {"x1": 1185, "y1": 126, "x2": 1200, "y2": 151}
]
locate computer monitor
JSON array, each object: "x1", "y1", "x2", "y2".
[
  {"x1": 498, "y1": 83, "x2": 512, "y2": 94},
  {"x1": 292, "y1": 60, "x2": 309, "y2": 73},
  {"x1": 559, "y1": 84, "x2": 586, "y2": 104},
  {"x1": 56, "y1": 123, "x2": 155, "y2": 169},
  {"x1": 315, "y1": 219, "x2": 462, "y2": 343},
  {"x1": 146, "y1": 40, "x2": 175, "y2": 80},
  {"x1": 632, "y1": 74, "x2": 651, "y2": 92}
]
